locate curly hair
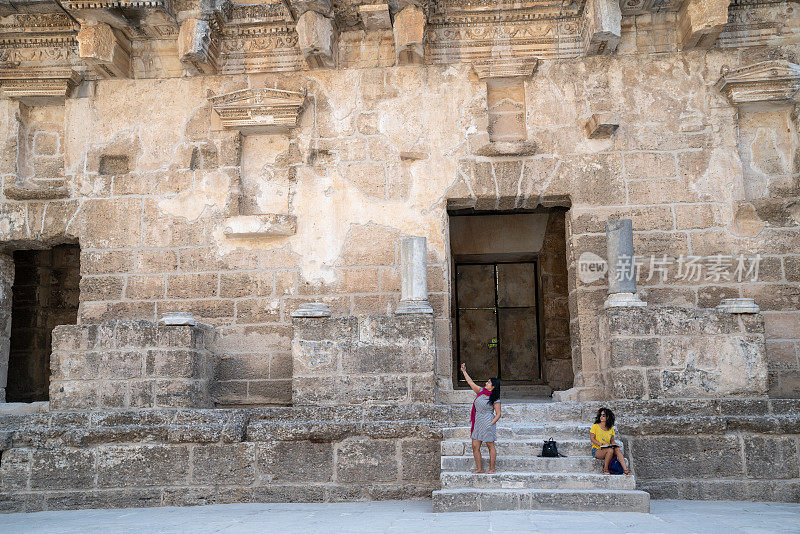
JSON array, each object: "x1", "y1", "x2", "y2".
[{"x1": 594, "y1": 407, "x2": 615, "y2": 429}]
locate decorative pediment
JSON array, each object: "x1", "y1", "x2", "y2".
[
  {"x1": 210, "y1": 87, "x2": 306, "y2": 134},
  {"x1": 716, "y1": 60, "x2": 800, "y2": 106}
]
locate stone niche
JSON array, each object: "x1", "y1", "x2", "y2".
[
  {"x1": 291, "y1": 314, "x2": 435, "y2": 405},
  {"x1": 599, "y1": 306, "x2": 768, "y2": 400},
  {"x1": 210, "y1": 87, "x2": 305, "y2": 239},
  {"x1": 49, "y1": 320, "x2": 215, "y2": 411}
]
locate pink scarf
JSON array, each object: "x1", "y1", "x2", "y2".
[{"x1": 470, "y1": 388, "x2": 491, "y2": 435}]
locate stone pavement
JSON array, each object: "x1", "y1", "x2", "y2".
[{"x1": 2, "y1": 499, "x2": 799, "y2": 533}]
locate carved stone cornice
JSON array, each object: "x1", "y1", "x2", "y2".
[
  {"x1": 716, "y1": 60, "x2": 800, "y2": 106},
  {"x1": 210, "y1": 87, "x2": 306, "y2": 134},
  {"x1": 64, "y1": 0, "x2": 178, "y2": 40},
  {"x1": 219, "y1": 1, "x2": 303, "y2": 73},
  {"x1": 472, "y1": 54, "x2": 538, "y2": 79},
  {"x1": 427, "y1": 0, "x2": 583, "y2": 26},
  {"x1": 0, "y1": 67, "x2": 82, "y2": 100}
]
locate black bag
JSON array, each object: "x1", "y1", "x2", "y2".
[
  {"x1": 609, "y1": 457, "x2": 624, "y2": 475},
  {"x1": 539, "y1": 438, "x2": 565, "y2": 458}
]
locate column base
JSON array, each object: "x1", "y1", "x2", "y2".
[
  {"x1": 395, "y1": 300, "x2": 433, "y2": 315},
  {"x1": 604, "y1": 292, "x2": 647, "y2": 309}
]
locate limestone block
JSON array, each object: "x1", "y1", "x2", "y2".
[
  {"x1": 191, "y1": 444, "x2": 256, "y2": 485},
  {"x1": 582, "y1": 0, "x2": 622, "y2": 56},
  {"x1": 77, "y1": 22, "x2": 131, "y2": 79},
  {"x1": 178, "y1": 18, "x2": 218, "y2": 75},
  {"x1": 336, "y1": 438, "x2": 398, "y2": 483},
  {"x1": 292, "y1": 0, "x2": 332, "y2": 16},
  {"x1": 393, "y1": 5, "x2": 424, "y2": 66},
  {"x1": 29, "y1": 449, "x2": 95, "y2": 490},
  {"x1": 678, "y1": 0, "x2": 731, "y2": 50},
  {"x1": 95, "y1": 444, "x2": 190, "y2": 487},
  {"x1": 600, "y1": 307, "x2": 768, "y2": 399},
  {"x1": 296, "y1": 11, "x2": 336, "y2": 69},
  {"x1": 257, "y1": 441, "x2": 333, "y2": 482}
]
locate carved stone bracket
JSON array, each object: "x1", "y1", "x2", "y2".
[
  {"x1": 178, "y1": 17, "x2": 219, "y2": 75},
  {"x1": 678, "y1": 0, "x2": 731, "y2": 50},
  {"x1": 222, "y1": 214, "x2": 297, "y2": 238},
  {"x1": 393, "y1": 5, "x2": 424, "y2": 66},
  {"x1": 716, "y1": 60, "x2": 800, "y2": 107},
  {"x1": 210, "y1": 87, "x2": 306, "y2": 134},
  {"x1": 582, "y1": 113, "x2": 620, "y2": 139},
  {"x1": 581, "y1": 0, "x2": 621, "y2": 56},
  {"x1": 77, "y1": 21, "x2": 131, "y2": 78}
]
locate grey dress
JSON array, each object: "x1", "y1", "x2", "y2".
[{"x1": 471, "y1": 394, "x2": 497, "y2": 442}]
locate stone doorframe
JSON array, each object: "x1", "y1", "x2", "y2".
[
  {"x1": 0, "y1": 236, "x2": 81, "y2": 405},
  {"x1": 0, "y1": 252, "x2": 12, "y2": 402},
  {"x1": 440, "y1": 194, "x2": 581, "y2": 399}
]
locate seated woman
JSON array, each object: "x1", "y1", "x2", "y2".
[{"x1": 590, "y1": 407, "x2": 630, "y2": 475}]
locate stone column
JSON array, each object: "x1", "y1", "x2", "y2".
[
  {"x1": 396, "y1": 237, "x2": 433, "y2": 315},
  {"x1": 604, "y1": 219, "x2": 646, "y2": 308}
]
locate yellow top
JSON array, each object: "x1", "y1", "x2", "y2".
[{"x1": 590, "y1": 423, "x2": 615, "y2": 451}]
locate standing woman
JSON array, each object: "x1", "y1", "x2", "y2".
[{"x1": 460, "y1": 363, "x2": 501, "y2": 474}]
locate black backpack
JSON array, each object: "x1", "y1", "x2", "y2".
[{"x1": 539, "y1": 438, "x2": 565, "y2": 458}]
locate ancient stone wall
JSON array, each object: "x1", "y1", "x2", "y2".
[
  {"x1": 538, "y1": 210, "x2": 573, "y2": 390},
  {"x1": 0, "y1": 23, "x2": 796, "y2": 400},
  {"x1": 0, "y1": 405, "x2": 444, "y2": 512},
  {"x1": 599, "y1": 306, "x2": 768, "y2": 399},
  {"x1": 619, "y1": 399, "x2": 800, "y2": 502},
  {"x1": 49, "y1": 321, "x2": 214, "y2": 411},
  {"x1": 292, "y1": 314, "x2": 435, "y2": 405},
  {"x1": 1, "y1": 400, "x2": 798, "y2": 512}
]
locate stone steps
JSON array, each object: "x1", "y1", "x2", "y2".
[
  {"x1": 441, "y1": 455, "x2": 601, "y2": 473},
  {"x1": 441, "y1": 438, "x2": 622, "y2": 457},
  {"x1": 442, "y1": 438, "x2": 620, "y2": 457},
  {"x1": 441, "y1": 471, "x2": 637, "y2": 490},
  {"x1": 442, "y1": 423, "x2": 590, "y2": 440},
  {"x1": 433, "y1": 403, "x2": 650, "y2": 514},
  {"x1": 432, "y1": 488, "x2": 651, "y2": 513}
]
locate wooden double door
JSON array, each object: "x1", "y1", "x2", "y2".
[{"x1": 455, "y1": 262, "x2": 541, "y2": 384}]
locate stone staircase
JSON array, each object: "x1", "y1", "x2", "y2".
[{"x1": 432, "y1": 401, "x2": 651, "y2": 513}]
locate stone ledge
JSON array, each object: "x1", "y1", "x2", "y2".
[{"x1": 222, "y1": 214, "x2": 297, "y2": 238}]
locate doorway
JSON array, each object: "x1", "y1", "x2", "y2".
[
  {"x1": 449, "y1": 210, "x2": 572, "y2": 391},
  {"x1": 6, "y1": 244, "x2": 80, "y2": 402}
]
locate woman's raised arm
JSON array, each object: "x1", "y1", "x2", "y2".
[{"x1": 460, "y1": 363, "x2": 482, "y2": 394}]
